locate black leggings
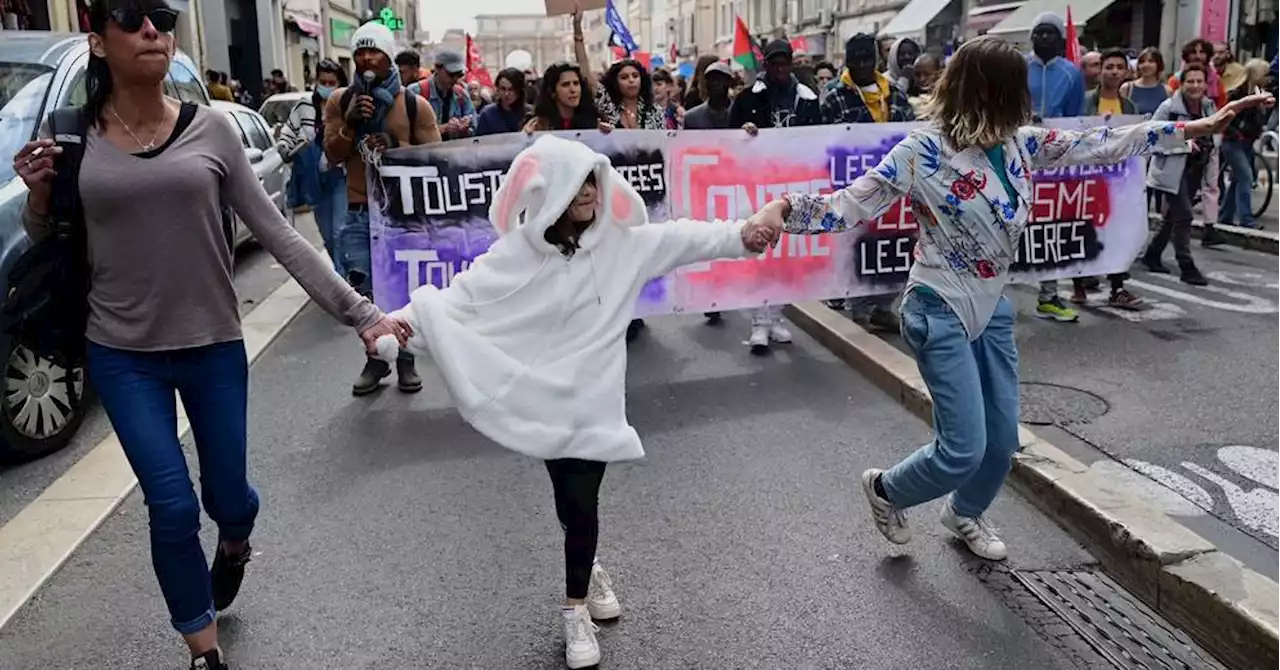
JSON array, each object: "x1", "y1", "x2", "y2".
[{"x1": 545, "y1": 458, "x2": 607, "y2": 599}]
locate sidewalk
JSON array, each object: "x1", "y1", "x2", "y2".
[{"x1": 0, "y1": 308, "x2": 1161, "y2": 668}]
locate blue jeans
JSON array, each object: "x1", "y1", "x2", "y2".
[
  {"x1": 339, "y1": 208, "x2": 372, "y2": 296},
  {"x1": 287, "y1": 143, "x2": 320, "y2": 209},
  {"x1": 313, "y1": 169, "x2": 347, "y2": 278},
  {"x1": 86, "y1": 340, "x2": 258, "y2": 635},
  {"x1": 1218, "y1": 140, "x2": 1255, "y2": 227},
  {"x1": 881, "y1": 290, "x2": 1020, "y2": 519},
  {"x1": 338, "y1": 207, "x2": 413, "y2": 363}
]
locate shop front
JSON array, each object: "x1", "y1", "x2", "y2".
[
  {"x1": 328, "y1": 14, "x2": 358, "y2": 74},
  {"x1": 285, "y1": 10, "x2": 323, "y2": 89},
  {"x1": 1233, "y1": 0, "x2": 1277, "y2": 60}
]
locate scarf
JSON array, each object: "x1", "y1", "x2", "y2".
[
  {"x1": 841, "y1": 68, "x2": 891, "y2": 123},
  {"x1": 353, "y1": 72, "x2": 402, "y2": 142}
]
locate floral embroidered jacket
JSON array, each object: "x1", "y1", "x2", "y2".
[{"x1": 782, "y1": 121, "x2": 1188, "y2": 339}]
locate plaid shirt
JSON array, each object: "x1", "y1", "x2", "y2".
[{"x1": 821, "y1": 82, "x2": 916, "y2": 124}]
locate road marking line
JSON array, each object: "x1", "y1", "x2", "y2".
[
  {"x1": 1206, "y1": 270, "x2": 1280, "y2": 289},
  {"x1": 1093, "y1": 300, "x2": 1188, "y2": 322},
  {"x1": 0, "y1": 279, "x2": 311, "y2": 631},
  {"x1": 1127, "y1": 277, "x2": 1279, "y2": 314}
]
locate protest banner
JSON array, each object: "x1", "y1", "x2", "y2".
[{"x1": 367, "y1": 117, "x2": 1151, "y2": 316}]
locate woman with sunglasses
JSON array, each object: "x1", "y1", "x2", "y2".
[{"x1": 12, "y1": 2, "x2": 408, "y2": 668}]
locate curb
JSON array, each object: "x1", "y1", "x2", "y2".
[
  {"x1": 784, "y1": 300, "x2": 1280, "y2": 670},
  {"x1": 1147, "y1": 213, "x2": 1279, "y2": 255}
]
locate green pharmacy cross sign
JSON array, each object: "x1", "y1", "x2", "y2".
[{"x1": 375, "y1": 7, "x2": 404, "y2": 31}]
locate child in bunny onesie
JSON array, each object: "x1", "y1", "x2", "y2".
[{"x1": 374, "y1": 134, "x2": 776, "y2": 668}]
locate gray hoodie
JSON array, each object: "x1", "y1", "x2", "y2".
[{"x1": 886, "y1": 37, "x2": 919, "y2": 95}]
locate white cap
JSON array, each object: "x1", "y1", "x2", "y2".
[{"x1": 351, "y1": 21, "x2": 396, "y2": 61}]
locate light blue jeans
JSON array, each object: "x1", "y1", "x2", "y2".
[
  {"x1": 313, "y1": 167, "x2": 348, "y2": 277},
  {"x1": 1218, "y1": 140, "x2": 1255, "y2": 227},
  {"x1": 881, "y1": 289, "x2": 1021, "y2": 519}
]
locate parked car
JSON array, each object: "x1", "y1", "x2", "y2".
[
  {"x1": 257, "y1": 91, "x2": 309, "y2": 138},
  {"x1": 211, "y1": 100, "x2": 292, "y2": 246},
  {"x1": 0, "y1": 32, "x2": 219, "y2": 462}
]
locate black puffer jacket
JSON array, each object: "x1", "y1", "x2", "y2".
[{"x1": 728, "y1": 73, "x2": 822, "y2": 128}]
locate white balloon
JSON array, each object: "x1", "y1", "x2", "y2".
[{"x1": 506, "y1": 50, "x2": 533, "y2": 70}]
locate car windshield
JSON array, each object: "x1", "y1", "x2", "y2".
[
  {"x1": 0, "y1": 62, "x2": 55, "y2": 183},
  {"x1": 259, "y1": 99, "x2": 297, "y2": 127}
]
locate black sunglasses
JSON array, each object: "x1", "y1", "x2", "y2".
[{"x1": 110, "y1": 7, "x2": 179, "y2": 33}]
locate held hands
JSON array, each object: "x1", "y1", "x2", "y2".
[
  {"x1": 1188, "y1": 91, "x2": 1275, "y2": 137},
  {"x1": 597, "y1": 121, "x2": 615, "y2": 134},
  {"x1": 741, "y1": 201, "x2": 786, "y2": 253},
  {"x1": 12, "y1": 139, "x2": 60, "y2": 215},
  {"x1": 742, "y1": 122, "x2": 759, "y2": 136},
  {"x1": 359, "y1": 315, "x2": 413, "y2": 355}
]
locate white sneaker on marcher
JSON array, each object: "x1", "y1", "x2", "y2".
[
  {"x1": 586, "y1": 562, "x2": 621, "y2": 621},
  {"x1": 748, "y1": 325, "x2": 770, "y2": 352},
  {"x1": 562, "y1": 604, "x2": 601, "y2": 669},
  {"x1": 769, "y1": 322, "x2": 792, "y2": 343},
  {"x1": 940, "y1": 500, "x2": 1008, "y2": 561},
  {"x1": 860, "y1": 469, "x2": 910, "y2": 544}
]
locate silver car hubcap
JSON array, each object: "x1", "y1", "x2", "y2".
[{"x1": 5, "y1": 344, "x2": 84, "y2": 440}]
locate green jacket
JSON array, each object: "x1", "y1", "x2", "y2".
[{"x1": 1083, "y1": 88, "x2": 1137, "y2": 115}]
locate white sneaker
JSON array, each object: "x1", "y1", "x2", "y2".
[
  {"x1": 940, "y1": 500, "x2": 1008, "y2": 561},
  {"x1": 748, "y1": 325, "x2": 770, "y2": 351},
  {"x1": 586, "y1": 562, "x2": 621, "y2": 621},
  {"x1": 769, "y1": 322, "x2": 792, "y2": 343},
  {"x1": 860, "y1": 469, "x2": 911, "y2": 544},
  {"x1": 562, "y1": 604, "x2": 601, "y2": 669}
]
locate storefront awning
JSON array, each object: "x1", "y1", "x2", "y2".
[
  {"x1": 986, "y1": 0, "x2": 1115, "y2": 38},
  {"x1": 967, "y1": 1, "x2": 1024, "y2": 35},
  {"x1": 878, "y1": 0, "x2": 956, "y2": 39},
  {"x1": 285, "y1": 12, "x2": 322, "y2": 37}
]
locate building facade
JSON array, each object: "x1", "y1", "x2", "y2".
[{"x1": 474, "y1": 12, "x2": 573, "y2": 74}]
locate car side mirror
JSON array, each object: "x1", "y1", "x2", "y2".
[{"x1": 245, "y1": 148, "x2": 265, "y2": 164}]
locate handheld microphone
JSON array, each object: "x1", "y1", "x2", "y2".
[
  {"x1": 362, "y1": 70, "x2": 375, "y2": 87},
  {"x1": 358, "y1": 70, "x2": 376, "y2": 134}
]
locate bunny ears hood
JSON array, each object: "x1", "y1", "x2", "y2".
[{"x1": 488, "y1": 134, "x2": 649, "y2": 255}]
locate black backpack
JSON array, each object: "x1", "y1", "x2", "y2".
[{"x1": 1, "y1": 107, "x2": 92, "y2": 366}]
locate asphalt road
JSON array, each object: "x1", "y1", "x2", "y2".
[{"x1": 0, "y1": 303, "x2": 1120, "y2": 668}]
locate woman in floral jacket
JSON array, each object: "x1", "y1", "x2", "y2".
[{"x1": 748, "y1": 36, "x2": 1272, "y2": 561}]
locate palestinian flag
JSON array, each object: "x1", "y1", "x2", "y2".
[{"x1": 732, "y1": 16, "x2": 757, "y2": 70}]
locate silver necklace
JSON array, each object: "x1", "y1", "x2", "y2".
[{"x1": 110, "y1": 104, "x2": 167, "y2": 151}]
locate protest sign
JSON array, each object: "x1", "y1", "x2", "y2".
[{"x1": 367, "y1": 118, "x2": 1151, "y2": 316}]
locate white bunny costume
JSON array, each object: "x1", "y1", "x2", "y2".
[{"x1": 385, "y1": 134, "x2": 751, "y2": 462}]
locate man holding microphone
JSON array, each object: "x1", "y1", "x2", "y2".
[{"x1": 324, "y1": 21, "x2": 441, "y2": 396}]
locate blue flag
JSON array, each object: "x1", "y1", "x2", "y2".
[{"x1": 604, "y1": 0, "x2": 638, "y2": 55}]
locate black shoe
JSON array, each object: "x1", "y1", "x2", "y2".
[
  {"x1": 704, "y1": 311, "x2": 723, "y2": 326},
  {"x1": 1202, "y1": 227, "x2": 1228, "y2": 248},
  {"x1": 625, "y1": 318, "x2": 645, "y2": 343},
  {"x1": 396, "y1": 358, "x2": 422, "y2": 394},
  {"x1": 210, "y1": 542, "x2": 251, "y2": 611},
  {"x1": 352, "y1": 358, "x2": 391, "y2": 396},
  {"x1": 1180, "y1": 268, "x2": 1209, "y2": 286},
  {"x1": 1140, "y1": 256, "x2": 1171, "y2": 274},
  {"x1": 190, "y1": 649, "x2": 229, "y2": 670}
]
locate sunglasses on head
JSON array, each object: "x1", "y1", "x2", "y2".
[{"x1": 110, "y1": 7, "x2": 179, "y2": 33}]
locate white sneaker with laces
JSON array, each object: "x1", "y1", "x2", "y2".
[
  {"x1": 586, "y1": 562, "x2": 621, "y2": 621},
  {"x1": 940, "y1": 500, "x2": 1008, "y2": 561},
  {"x1": 860, "y1": 469, "x2": 910, "y2": 544},
  {"x1": 769, "y1": 322, "x2": 792, "y2": 343},
  {"x1": 562, "y1": 604, "x2": 601, "y2": 669},
  {"x1": 748, "y1": 324, "x2": 770, "y2": 351}
]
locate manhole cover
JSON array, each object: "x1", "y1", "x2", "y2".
[
  {"x1": 1012, "y1": 570, "x2": 1225, "y2": 670},
  {"x1": 1019, "y1": 382, "x2": 1109, "y2": 425}
]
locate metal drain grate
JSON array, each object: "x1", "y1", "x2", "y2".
[
  {"x1": 1012, "y1": 569, "x2": 1225, "y2": 670},
  {"x1": 1019, "y1": 382, "x2": 1110, "y2": 425}
]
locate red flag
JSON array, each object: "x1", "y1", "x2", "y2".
[
  {"x1": 633, "y1": 51, "x2": 651, "y2": 70},
  {"x1": 732, "y1": 16, "x2": 757, "y2": 70},
  {"x1": 669, "y1": 41, "x2": 678, "y2": 65},
  {"x1": 1064, "y1": 6, "x2": 1081, "y2": 66},
  {"x1": 465, "y1": 34, "x2": 493, "y2": 88},
  {"x1": 610, "y1": 45, "x2": 627, "y2": 61}
]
